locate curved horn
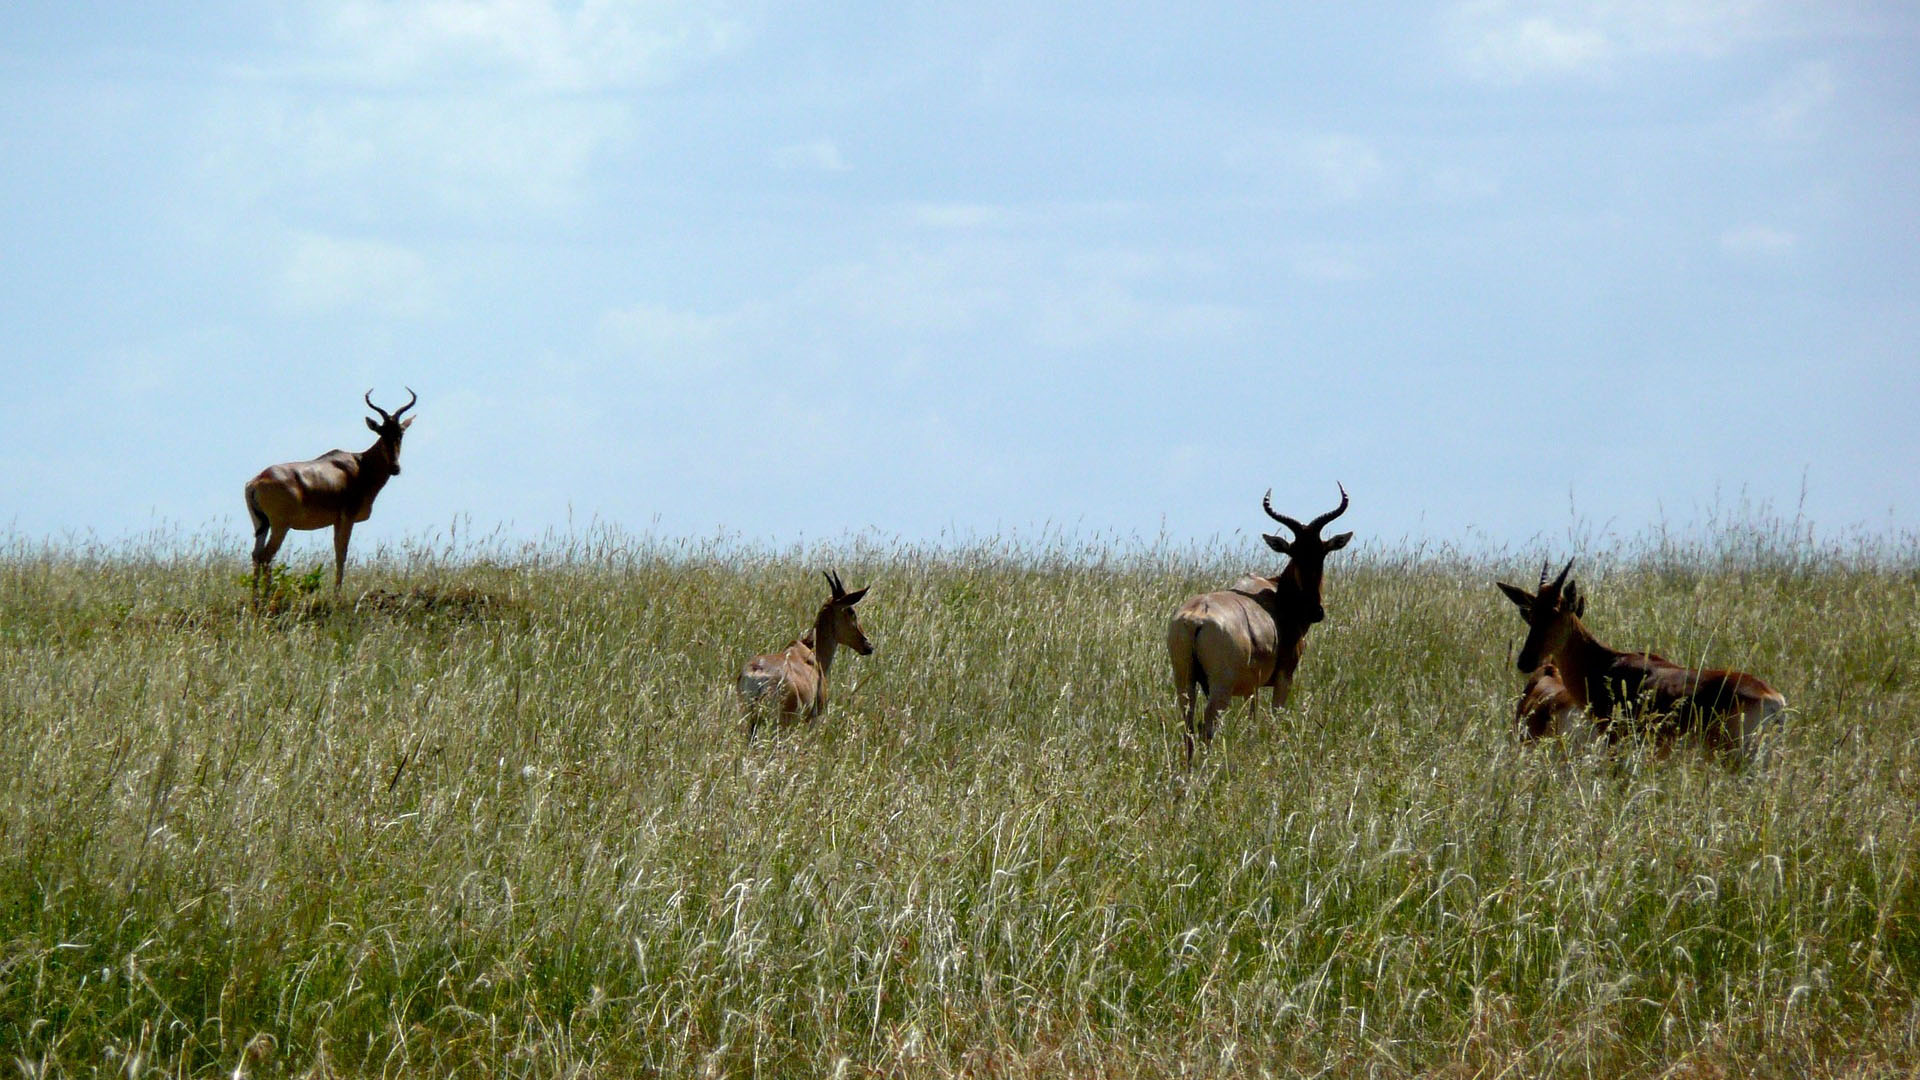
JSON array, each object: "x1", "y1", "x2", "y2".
[
  {"x1": 1549, "y1": 559, "x2": 1573, "y2": 592},
  {"x1": 394, "y1": 386, "x2": 417, "y2": 419},
  {"x1": 823, "y1": 570, "x2": 845, "y2": 599},
  {"x1": 1538, "y1": 560, "x2": 1551, "y2": 590},
  {"x1": 1306, "y1": 482, "x2": 1350, "y2": 534},
  {"x1": 364, "y1": 389, "x2": 392, "y2": 424},
  {"x1": 1261, "y1": 489, "x2": 1307, "y2": 536}
]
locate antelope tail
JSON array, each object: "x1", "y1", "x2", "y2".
[
  {"x1": 1188, "y1": 624, "x2": 1210, "y2": 696},
  {"x1": 1170, "y1": 617, "x2": 1209, "y2": 696},
  {"x1": 245, "y1": 484, "x2": 268, "y2": 540}
]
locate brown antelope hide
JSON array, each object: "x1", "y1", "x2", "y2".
[
  {"x1": 1167, "y1": 484, "x2": 1351, "y2": 766},
  {"x1": 1515, "y1": 664, "x2": 1591, "y2": 750},
  {"x1": 245, "y1": 389, "x2": 416, "y2": 599},
  {"x1": 1496, "y1": 560, "x2": 1786, "y2": 765},
  {"x1": 737, "y1": 570, "x2": 874, "y2": 733}
]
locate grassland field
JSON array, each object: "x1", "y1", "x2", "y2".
[{"x1": 1, "y1": 523, "x2": 1917, "y2": 1078}]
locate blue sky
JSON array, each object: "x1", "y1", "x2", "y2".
[{"x1": 3, "y1": 1, "x2": 1916, "y2": 555}]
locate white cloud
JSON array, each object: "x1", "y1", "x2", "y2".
[
  {"x1": 1227, "y1": 132, "x2": 1392, "y2": 204},
  {"x1": 771, "y1": 139, "x2": 850, "y2": 172},
  {"x1": 1446, "y1": 0, "x2": 1770, "y2": 83},
  {"x1": 192, "y1": 2, "x2": 743, "y2": 229},
  {"x1": 1719, "y1": 224, "x2": 1795, "y2": 257},
  {"x1": 199, "y1": 94, "x2": 631, "y2": 219},
  {"x1": 310, "y1": 0, "x2": 747, "y2": 91},
  {"x1": 800, "y1": 248, "x2": 1012, "y2": 335},
  {"x1": 596, "y1": 301, "x2": 741, "y2": 376},
  {"x1": 1457, "y1": 13, "x2": 1610, "y2": 81},
  {"x1": 1289, "y1": 247, "x2": 1369, "y2": 283},
  {"x1": 1299, "y1": 135, "x2": 1388, "y2": 203},
  {"x1": 906, "y1": 203, "x2": 1016, "y2": 230},
  {"x1": 1758, "y1": 60, "x2": 1835, "y2": 139},
  {"x1": 1426, "y1": 165, "x2": 1503, "y2": 202},
  {"x1": 594, "y1": 239, "x2": 1254, "y2": 372},
  {"x1": 279, "y1": 231, "x2": 437, "y2": 317},
  {"x1": 1030, "y1": 282, "x2": 1253, "y2": 350}
]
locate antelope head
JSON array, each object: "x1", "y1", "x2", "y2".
[
  {"x1": 364, "y1": 388, "x2": 418, "y2": 475},
  {"x1": 821, "y1": 570, "x2": 874, "y2": 655},
  {"x1": 1260, "y1": 483, "x2": 1353, "y2": 624},
  {"x1": 1496, "y1": 559, "x2": 1586, "y2": 673}
]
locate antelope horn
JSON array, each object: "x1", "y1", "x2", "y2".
[
  {"x1": 1538, "y1": 560, "x2": 1551, "y2": 590},
  {"x1": 364, "y1": 389, "x2": 392, "y2": 424},
  {"x1": 823, "y1": 570, "x2": 845, "y2": 599},
  {"x1": 1261, "y1": 489, "x2": 1307, "y2": 536},
  {"x1": 1550, "y1": 559, "x2": 1573, "y2": 591},
  {"x1": 394, "y1": 386, "x2": 418, "y2": 419},
  {"x1": 1306, "y1": 482, "x2": 1350, "y2": 533}
]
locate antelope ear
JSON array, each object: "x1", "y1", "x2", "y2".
[
  {"x1": 1496, "y1": 581, "x2": 1535, "y2": 613},
  {"x1": 1325, "y1": 531, "x2": 1353, "y2": 551},
  {"x1": 837, "y1": 586, "x2": 869, "y2": 606},
  {"x1": 1262, "y1": 533, "x2": 1292, "y2": 555},
  {"x1": 400, "y1": 416, "x2": 414, "y2": 430},
  {"x1": 367, "y1": 417, "x2": 381, "y2": 433}
]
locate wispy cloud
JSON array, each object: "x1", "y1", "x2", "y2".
[
  {"x1": 194, "y1": 1, "x2": 747, "y2": 230},
  {"x1": 198, "y1": 94, "x2": 631, "y2": 219},
  {"x1": 1719, "y1": 223, "x2": 1795, "y2": 257},
  {"x1": 278, "y1": 231, "x2": 437, "y2": 317},
  {"x1": 1445, "y1": 0, "x2": 1770, "y2": 83},
  {"x1": 771, "y1": 139, "x2": 850, "y2": 172},
  {"x1": 1758, "y1": 60, "x2": 1835, "y2": 139},
  {"x1": 1289, "y1": 246, "x2": 1369, "y2": 283},
  {"x1": 1452, "y1": 12, "x2": 1609, "y2": 82},
  {"x1": 308, "y1": 0, "x2": 747, "y2": 91},
  {"x1": 906, "y1": 203, "x2": 1016, "y2": 230},
  {"x1": 594, "y1": 238, "x2": 1254, "y2": 373},
  {"x1": 596, "y1": 301, "x2": 742, "y2": 378},
  {"x1": 1227, "y1": 131, "x2": 1393, "y2": 204},
  {"x1": 1299, "y1": 135, "x2": 1388, "y2": 203}
]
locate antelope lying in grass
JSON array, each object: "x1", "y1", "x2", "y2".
[
  {"x1": 1515, "y1": 664, "x2": 1589, "y2": 749},
  {"x1": 245, "y1": 389, "x2": 415, "y2": 600},
  {"x1": 1513, "y1": 587, "x2": 1588, "y2": 748},
  {"x1": 1496, "y1": 560, "x2": 1786, "y2": 764},
  {"x1": 1167, "y1": 485, "x2": 1351, "y2": 766},
  {"x1": 737, "y1": 571, "x2": 874, "y2": 734}
]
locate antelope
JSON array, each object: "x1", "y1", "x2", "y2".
[
  {"x1": 1167, "y1": 484, "x2": 1352, "y2": 766},
  {"x1": 1515, "y1": 664, "x2": 1590, "y2": 749},
  {"x1": 245, "y1": 389, "x2": 416, "y2": 600},
  {"x1": 1514, "y1": 588, "x2": 1590, "y2": 748},
  {"x1": 737, "y1": 570, "x2": 874, "y2": 734},
  {"x1": 1495, "y1": 560, "x2": 1785, "y2": 764}
]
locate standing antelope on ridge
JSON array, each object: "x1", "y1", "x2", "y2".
[
  {"x1": 737, "y1": 571, "x2": 874, "y2": 734},
  {"x1": 245, "y1": 389, "x2": 416, "y2": 600},
  {"x1": 1496, "y1": 560, "x2": 1786, "y2": 764},
  {"x1": 1167, "y1": 485, "x2": 1352, "y2": 766}
]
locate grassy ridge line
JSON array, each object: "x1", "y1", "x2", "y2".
[{"x1": 1, "y1": 542, "x2": 1917, "y2": 1077}]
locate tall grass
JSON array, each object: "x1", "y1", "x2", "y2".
[{"x1": 1, "y1": 525, "x2": 1916, "y2": 1077}]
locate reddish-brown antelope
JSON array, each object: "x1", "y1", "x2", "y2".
[
  {"x1": 737, "y1": 571, "x2": 874, "y2": 733},
  {"x1": 245, "y1": 389, "x2": 416, "y2": 600},
  {"x1": 1496, "y1": 560, "x2": 1785, "y2": 764},
  {"x1": 1167, "y1": 485, "x2": 1352, "y2": 766},
  {"x1": 1513, "y1": 587, "x2": 1589, "y2": 748},
  {"x1": 1515, "y1": 664, "x2": 1589, "y2": 748}
]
